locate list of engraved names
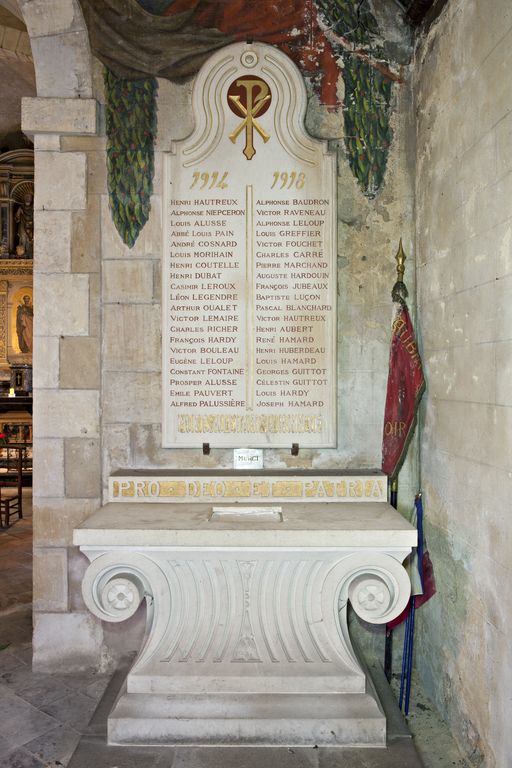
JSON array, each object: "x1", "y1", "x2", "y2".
[
  {"x1": 166, "y1": 188, "x2": 333, "y2": 443},
  {"x1": 168, "y1": 195, "x2": 244, "y2": 414}
]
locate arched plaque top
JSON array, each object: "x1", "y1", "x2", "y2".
[{"x1": 182, "y1": 42, "x2": 321, "y2": 167}]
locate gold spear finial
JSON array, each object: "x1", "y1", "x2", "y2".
[
  {"x1": 391, "y1": 238, "x2": 408, "y2": 305},
  {"x1": 395, "y1": 238, "x2": 406, "y2": 282}
]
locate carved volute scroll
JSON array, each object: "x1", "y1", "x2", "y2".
[{"x1": 80, "y1": 547, "x2": 411, "y2": 680}]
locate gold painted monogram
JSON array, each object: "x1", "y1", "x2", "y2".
[{"x1": 227, "y1": 76, "x2": 272, "y2": 160}]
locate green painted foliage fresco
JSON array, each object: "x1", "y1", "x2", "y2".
[
  {"x1": 104, "y1": 69, "x2": 158, "y2": 248},
  {"x1": 316, "y1": 0, "x2": 394, "y2": 197},
  {"x1": 343, "y1": 57, "x2": 393, "y2": 197}
]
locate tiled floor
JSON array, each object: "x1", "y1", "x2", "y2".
[
  {"x1": 0, "y1": 495, "x2": 110, "y2": 768},
  {"x1": 0, "y1": 496, "x2": 470, "y2": 768},
  {"x1": 0, "y1": 494, "x2": 32, "y2": 613},
  {"x1": 0, "y1": 634, "x2": 110, "y2": 768},
  {"x1": 65, "y1": 662, "x2": 424, "y2": 768}
]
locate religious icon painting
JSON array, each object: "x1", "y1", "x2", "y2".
[{"x1": 10, "y1": 285, "x2": 33, "y2": 359}]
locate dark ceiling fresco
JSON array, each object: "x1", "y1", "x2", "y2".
[{"x1": 136, "y1": 0, "x2": 446, "y2": 27}]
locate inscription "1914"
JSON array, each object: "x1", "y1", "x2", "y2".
[{"x1": 190, "y1": 171, "x2": 229, "y2": 190}]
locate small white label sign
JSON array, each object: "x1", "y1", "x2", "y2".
[{"x1": 233, "y1": 448, "x2": 263, "y2": 470}]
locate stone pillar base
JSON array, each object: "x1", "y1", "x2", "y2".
[{"x1": 109, "y1": 690, "x2": 385, "y2": 747}]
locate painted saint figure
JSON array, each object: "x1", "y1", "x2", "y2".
[
  {"x1": 15, "y1": 193, "x2": 34, "y2": 258},
  {"x1": 16, "y1": 295, "x2": 33, "y2": 354}
]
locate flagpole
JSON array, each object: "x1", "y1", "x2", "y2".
[
  {"x1": 384, "y1": 241, "x2": 407, "y2": 683},
  {"x1": 382, "y1": 241, "x2": 430, "y2": 712}
]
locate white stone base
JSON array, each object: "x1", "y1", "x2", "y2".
[
  {"x1": 108, "y1": 690, "x2": 385, "y2": 747},
  {"x1": 74, "y1": 500, "x2": 415, "y2": 748}
]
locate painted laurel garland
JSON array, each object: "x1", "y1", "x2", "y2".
[
  {"x1": 104, "y1": 70, "x2": 158, "y2": 248},
  {"x1": 315, "y1": 0, "x2": 394, "y2": 197}
]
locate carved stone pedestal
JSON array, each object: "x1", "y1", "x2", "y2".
[{"x1": 74, "y1": 496, "x2": 415, "y2": 747}]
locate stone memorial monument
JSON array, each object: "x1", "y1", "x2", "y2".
[
  {"x1": 74, "y1": 42, "x2": 415, "y2": 748},
  {"x1": 162, "y1": 42, "x2": 336, "y2": 448}
]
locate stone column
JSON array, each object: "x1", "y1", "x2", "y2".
[
  {"x1": 15, "y1": 0, "x2": 109, "y2": 671},
  {"x1": 22, "y1": 89, "x2": 105, "y2": 669}
]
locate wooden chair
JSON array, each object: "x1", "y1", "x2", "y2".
[{"x1": 0, "y1": 445, "x2": 23, "y2": 527}]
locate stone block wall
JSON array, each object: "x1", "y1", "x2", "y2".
[
  {"x1": 20, "y1": 0, "x2": 104, "y2": 671},
  {"x1": 30, "y1": 110, "x2": 104, "y2": 663},
  {"x1": 414, "y1": 1, "x2": 512, "y2": 764}
]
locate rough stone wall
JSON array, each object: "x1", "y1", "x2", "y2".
[{"x1": 414, "y1": 1, "x2": 512, "y2": 764}]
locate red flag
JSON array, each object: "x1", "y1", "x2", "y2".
[{"x1": 382, "y1": 305, "x2": 425, "y2": 478}]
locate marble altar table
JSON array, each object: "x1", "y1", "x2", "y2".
[{"x1": 74, "y1": 474, "x2": 415, "y2": 748}]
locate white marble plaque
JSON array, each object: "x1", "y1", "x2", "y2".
[{"x1": 163, "y1": 42, "x2": 337, "y2": 448}]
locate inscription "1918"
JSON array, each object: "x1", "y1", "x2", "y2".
[
  {"x1": 189, "y1": 171, "x2": 229, "y2": 190},
  {"x1": 271, "y1": 171, "x2": 306, "y2": 189}
]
